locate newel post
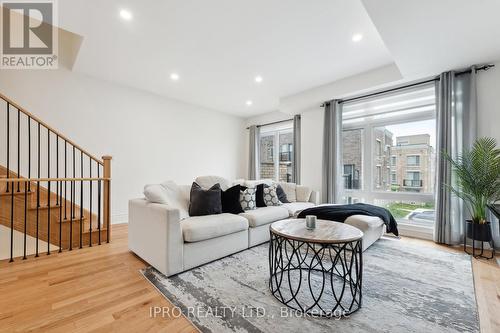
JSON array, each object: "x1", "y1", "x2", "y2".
[{"x1": 102, "y1": 155, "x2": 112, "y2": 243}]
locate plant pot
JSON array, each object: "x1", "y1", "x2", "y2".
[{"x1": 466, "y1": 220, "x2": 492, "y2": 242}]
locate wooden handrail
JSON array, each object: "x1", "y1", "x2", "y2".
[
  {"x1": 0, "y1": 91, "x2": 104, "y2": 165},
  {"x1": 0, "y1": 177, "x2": 110, "y2": 182}
]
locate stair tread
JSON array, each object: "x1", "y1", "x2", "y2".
[
  {"x1": 28, "y1": 204, "x2": 61, "y2": 210},
  {"x1": 58, "y1": 216, "x2": 88, "y2": 223},
  {"x1": 0, "y1": 190, "x2": 34, "y2": 196}
]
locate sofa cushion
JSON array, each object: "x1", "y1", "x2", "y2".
[
  {"x1": 144, "y1": 181, "x2": 189, "y2": 219},
  {"x1": 240, "y1": 187, "x2": 257, "y2": 210},
  {"x1": 244, "y1": 179, "x2": 274, "y2": 188},
  {"x1": 263, "y1": 184, "x2": 282, "y2": 206},
  {"x1": 181, "y1": 213, "x2": 249, "y2": 242},
  {"x1": 278, "y1": 182, "x2": 297, "y2": 202},
  {"x1": 221, "y1": 184, "x2": 244, "y2": 214},
  {"x1": 195, "y1": 175, "x2": 231, "y2": 191},
  {"x1": 296, "y1": 185, "x2": 312, "y2": 202},
  {"x1": 282, "y1": 202, "x2": 315, "y2": 216},
  {"x1": 255, "y1": 183, "x2": 268, "y2": 207},
  {"x1": 144, "y1": 184, "x2": 168, "y2": 204},
  {"x1": 276, "y1": 184, "x2": 290, "y2": 203},
  {"x1": 240, "y1": 206, "x2": 289, "y2": 227},
  {"x1": 345, "y1": 215, "x2": 384, "y2": 230},
  {"x1": 189, "y1": 182, "x2": 222, "y2": 216}
]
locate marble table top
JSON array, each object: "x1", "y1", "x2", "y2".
[{"x1": 270, "y1": 218, "x2": 363, "y2": 244}]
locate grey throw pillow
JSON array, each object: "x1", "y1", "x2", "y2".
[
  {"x1": 263, "y1": 184, "x2": 282, "y2": 206},
  {"x1": 189, "y1": 182, "x2": 222, "y2": 216},
  {"x1": 240, "y1": 187, "x2": 257, "y2": 210},
  {"x1": 276, "y1": 184, "x2": 290, "y2": 203}
]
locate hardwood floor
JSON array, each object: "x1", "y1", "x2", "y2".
[
  {"x1": 0, "y1": 224, "x2": 498, "y2": 333},
  {"x1": 0, "y1": 224, "x2": 197, "y2": 333}
]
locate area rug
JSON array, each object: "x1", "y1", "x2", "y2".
[{"x1": 141, "y1": 237, "x2": 479, "y2": 333}]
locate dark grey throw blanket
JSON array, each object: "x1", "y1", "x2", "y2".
[{"x1": 298, "y1": 203, "x2": 399, "y2": 236}]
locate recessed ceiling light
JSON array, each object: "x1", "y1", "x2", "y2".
[
  {"x1": 255, "y1": 76, "x2": 263, "y2": 83},
  {"x1": 246, "y1": 100, "x2": 253, "y2": 106},
  {"x1": 119, "y1": 9, "x2": 133, "y2": 21},
  {"x1": 170, "y1": 73, "x2": 179, "y2": 81},
  {"x1": 352, "y1": 33, "x2": 363, "y2": 42}
]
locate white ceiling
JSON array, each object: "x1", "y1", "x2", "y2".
[
  {"x1": 57, "y1": 0, "x2": 393, "y2": 116},
  {"x1": 54, "y1": 0, "x2": 500, "y2": 117},
  {"x1": 361, "y1": 0, "x2": 500, "y2": 77}
]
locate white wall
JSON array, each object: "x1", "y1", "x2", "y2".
[
  {"x1": 300, "y1": 107, "x2": 325, "y2": 194},
  {"x1": 246, "y1": 60, "x2": 500, "y2": 199},
  {"x1": 477, "y1": 61, "x2": 500, "y2": 143},
  {"x1": 0, "y1": 69, "x2": 247, "y2": 223},
  {"x1": 244, "y1": 107, "x2": 324, "y2": 195},
  {"x1": 280, "y1": 63, "x2": 402, "y2": 115}
]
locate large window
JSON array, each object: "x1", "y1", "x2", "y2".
[
  {"x1": 342, "y1": 129, "x2": 363, "y2": 190},
  {"x1": 342, "y1": 83, "x2": 436, "y2": 227},
  {"x1": 407, "y1": 155, "x2": 420, "y2": 166},
  {"x1": 259, "y1": 122, "x2": 293, "y2": 182}
]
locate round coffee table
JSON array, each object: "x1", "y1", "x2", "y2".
[{"x1": 269, "y1": 218, "x2": 363, "y2": 317}]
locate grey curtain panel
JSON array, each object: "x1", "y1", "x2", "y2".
[
  {"x1": 434, "y1": 67, "x2": 478, "y2": 245},
  {"x1": 322, "y1": 100, "x2": 342, "y2": 204},
  {"x1": 292, "y1": 115, "x2": 301, "y2": 184},
  {"x1": 248, "y1": 125, "x2": 260, "y2": 180}
]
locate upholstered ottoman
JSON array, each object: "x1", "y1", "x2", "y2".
[{"x1": 344, "y1": 215, "x2": 385, "y2": 251}]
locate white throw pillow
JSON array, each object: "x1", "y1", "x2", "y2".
[
  {"x1": 240, "y1": 187, "x2": 256, "y2": 210},
  {"x1": 143, "y1": 181, "x2": 189, "y2": 220},
  {"x1": 278, "y1": 182, "x2": 297, "y2": 202},
  {"x1": 245, "y1": 179, "x2": 274, "y2": 188},
  {"x1": 263, "y1": 184, "x2": 282, "y2": 206},
  {"x1": 296, "y1": 185, "x2": 312, "y2": 202},
  {"x1": 144, "y1": 184, "x2": 169, "y2": 204},
  {"x1": 233, "y1": 179, "x2": 246, "y2": 186},
  {"x1": 195, "y1": 175, "x2": 231, "y2": 191}
]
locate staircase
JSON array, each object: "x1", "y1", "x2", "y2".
[{"x1": 0, "y1": 92, "x2": 111, "y2": 261}]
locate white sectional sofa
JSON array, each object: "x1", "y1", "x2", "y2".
[
  {"x1": 129, "y1": 175, "x2": 386, "y2": 277},
  {"x1": 129, "y1": 176, "x2": 320, "y2": 277}
]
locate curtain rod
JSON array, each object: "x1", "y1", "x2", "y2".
[
  {"x1": 320, "y1": 64, "x2": 495, "y2": 107},
  {"x1": 245, "y1": 117, "x2": 296, "y2": 130}
]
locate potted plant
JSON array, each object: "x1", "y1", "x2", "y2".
[{"x1": 443, "y1": 137, "x2": 500, "y2": 242}]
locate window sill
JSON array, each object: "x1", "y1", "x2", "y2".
[{"x1": 396, "y1": 222, "x2": 434, "y2": 240}]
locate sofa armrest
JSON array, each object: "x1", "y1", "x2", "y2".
[
  {"x1": 128, "y1": 198, "x2": 183, "y2": 276},
  {"x1": 309, "y1": 190, "x2": 320, "y2": 205}
]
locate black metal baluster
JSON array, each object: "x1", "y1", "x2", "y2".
[
  {"x1": 6, "y1": 103, "x2": 9, "y2": 192},
  {"x1": 89, "y1": 158, "x2": 92, "y2": 247},
  {"x1": 64, "y1": 140, "x2": 67, "y2": 220},
  {"x1": 72, "y1": 146, "x2": 75, "y2": 218},
  {"x1": 70, "y1": 145, "x2": 74, "y2": 251},
  {"x1": 80, "y1": 150, "x2": 83, "y2": 248},
  {"x1": 56, "y1": 135, "x2": 59, "y2": 206},
  {"x1": 23, "y1": 181, "x2": 27, "y2": 259},
  {"x1": 59, "y1": 180, "x2": 62, "y2": 252},
  {"x1": 36, "y1": 122, "x2": 40, "y2": 257},
  {"x1": 98, "y1": 167, "x2": 101, "y2": 245},
  {"x1": 28, "y1": 117, "x2": 31, "y2": 192},
  {"x1": 10, "y1": 180, "x2": 14, "y2": 262},
  {"x1": 17, "y1": 108, "x2": 20, "y2": 192},
  {"x1": 47, "y1": 129, "x2": 51, "y2": 255}
]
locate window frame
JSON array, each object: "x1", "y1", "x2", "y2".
[
  {"x1": 258, "y1": 122, "x2": 294, "y2": 182},
  {"x1": 342, "y1": 114, "x2": 436, "y2": 221},
  {"x1": 406, "y1": 154, "x2": 421, "y2": 167}
]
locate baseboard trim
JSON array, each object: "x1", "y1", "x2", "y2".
[
  {"x1": 112, "y1": 213, "x2": 128, "y2": 224},
  {"x1": 397, "y1": 223, "x2": 434, "y2": 241}
]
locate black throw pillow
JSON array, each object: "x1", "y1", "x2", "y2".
[
  {"x1": 189, "y1": 182, "x2": 222, "y2": 216},
  {"x1": 221, "y1": 184, "x2": 244, "y2": 214},
  {"x1": 256, "y1": 183, "x2": 269, "y2": 207},
  {"x1": 276, "y1": 184, "x2": 290, "y2": 203}
]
